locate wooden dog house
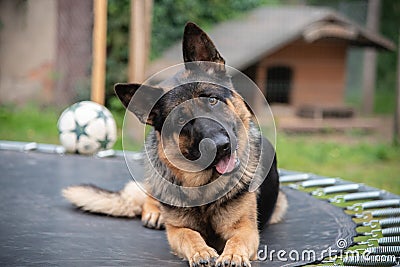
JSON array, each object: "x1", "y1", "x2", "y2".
[{"x1": 147, "y1": 6, "x2": 394, "y2": 115}]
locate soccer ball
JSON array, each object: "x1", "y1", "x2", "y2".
[{"x1": 57, "y1": 101, "x2": 117, "y2": 155}]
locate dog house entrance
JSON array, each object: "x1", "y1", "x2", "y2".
[{"x1": 265, "y1": 66, "x2": 292, "y2": 104}]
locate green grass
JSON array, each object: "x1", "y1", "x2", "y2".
[
  {"x1": 0, "y1": 104, "x2": 125, "y2": 151},
  {"x1": 1, "y1": 104, "x2": 399, "y2": 195},
  {"x1": 276, "y1": 134, "x2": 400, "y2": 195},
  {"x1": 0, "y1": 104, "x2": 60, "y2": 144}
]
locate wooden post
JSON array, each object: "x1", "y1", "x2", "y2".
[
  {"x1": 255, "y1": 64, "x2": 267, "y2": 124},
  {"x1": 129, "y1": 0, "x2": 152, "y2": 83},
  {"x1": 91, "y1": 0, "x2": 108, "y2": 105},
  {"x1": 127, "y1": 0, "x2": 153, "y2": 143},
  {"x1": 394, "y1": 30, "x2": 400, "y2": 145},
  {"x1": 144, "y1": 0, "x2": 153, "y2": 66},
  {"x1": 361, "y1": 0, "x2": 381, "y2": 114}
]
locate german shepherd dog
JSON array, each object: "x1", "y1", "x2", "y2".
[{"x1": 63, "y1": 22, "x2": 287, "y2": 267}]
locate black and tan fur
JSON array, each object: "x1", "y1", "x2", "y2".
[{"x1": 63, "y1": 22, "x2": 287, "y2": 267}]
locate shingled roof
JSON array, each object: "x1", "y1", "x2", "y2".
[{"x1": 146, "y1": 6, "x2": 394, "y2": 77}]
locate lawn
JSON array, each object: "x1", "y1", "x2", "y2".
[
  {"x1": 1, "y1": 104, "x2": 399, "y2": 195},
  {"x1": 276, "y1": 134, "x2": 400, "y2": 195}
]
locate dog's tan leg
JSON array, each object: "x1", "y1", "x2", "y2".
[
  {"x1": 141, "y1": 196, "x2": 164, "y2": 229},
  {"x1": 216, "y1": 217, "x2": 259, "y2": 267},
  {"x1": 166, "y1": 224, "x2": 219, "y2": 266}
]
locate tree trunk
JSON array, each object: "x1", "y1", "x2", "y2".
[{"x1": 361, "y1": 0, "x2": 381, "y2": 115}]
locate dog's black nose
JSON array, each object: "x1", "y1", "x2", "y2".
[{"x1": 213, "y1": 134, "x2": 231, "y2": 155}]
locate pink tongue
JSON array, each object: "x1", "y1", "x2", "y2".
[{"x1": 215, "y1": 154, "x2": 236, "y2": 174}]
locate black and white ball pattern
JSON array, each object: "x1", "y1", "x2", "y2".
[{"x1": 57, "y1": 101, "x2": 117, "y2": 155}]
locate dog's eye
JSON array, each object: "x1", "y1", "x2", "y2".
[
  {"x1": 177, "y1": 117, "x2": 186, "y2": 126},
  {"x1": 208, "y1": 97, "x2": 218, "y2": 106}
]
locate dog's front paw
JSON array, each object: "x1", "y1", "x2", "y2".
[
  {"x1": 189, "y1": 246, "x2": 219, "y2": 267},
  {"x1": 142, "y1": 211, "x2": 164, "y2": 229},
  {"x1": 215, "y1": 252, "x2": 251, "y2": 267}
]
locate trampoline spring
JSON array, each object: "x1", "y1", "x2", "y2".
[
  {"x1": 362, "y1": 229, "x2": 381, "y2": 237},
  {"x1": 279, "y1": 173, "x2": 311, "y2": 183},
  {"x1": 312, "y1": 183, "x2": 360, "y2": 196},
  {"x1": 365, "y1": 246, "x2": 400, "y2": 255},
  {"x1": 24, "y1": 142, "x2": 38, "y2": 151},
  {"x1": 300, "y1": 178, "x2": 337, "y2": 188},
  {"x1": 342, "y1": 256, "x2": 398, "y2": 266},
  {"x1": 372, "y1": 209, "x2": 400, "y2": 218},
  {"x1": 0, "y1": 141, "x2": 37, "y2": 151},
  {"x1": 331, "y1": 191, "x2": 381, "y2": 203},
  {"x1": 382, "y1": 227, "x2": 400, "y2": 237},
  {"x1": 344, "y1": 191, "x2": 381, "y2": 201},
  {"x1": 355, "y1": 208, "x2": 400, "y2": 219},
  {"x1": 363, "y1": 200, "x2": 400, "y2": 210},
  {"x1": 129, "y1": 152, "x2": 144, "y2": 160},
  {"x1": 380, "y1": 218, "x2": 400, "y2": 228},
  {"x1": 96, "y1": 149, "x2": 116, "y2": 158},
  {"x1": 36, "y1": 143, "x2": 66, "y2": 154},
  {"x1": 357, "y1": 240, "x2": 376, "y2": 246},
  {"x1": 379, "y1": 236, "x2": 400, "y2": 246},
  {"x1": 348, "y1": 199, "x2": 400, "y2": 211},
  {"x1": 359, "y1": 220, "x2": 379, "y2": 228},
  {"x1": 363, "y1": 228, "x2": 400, "y2": 238}
]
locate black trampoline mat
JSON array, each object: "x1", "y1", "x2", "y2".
[{"x1": 0, "y1": 150, "x2": 356, "y2": 266}]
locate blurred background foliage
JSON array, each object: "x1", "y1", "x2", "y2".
[{"x1": 375, "y1": 0, "x2": 400, "y2": 113}]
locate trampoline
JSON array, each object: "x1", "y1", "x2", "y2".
[{"x1": 0, "y1": 141, "x2": 399, "y2": 266}]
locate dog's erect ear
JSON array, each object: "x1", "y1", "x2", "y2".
[
  {"x1": 183, "y1": 22, "x2": 225, "y2": 66},
  {"x1": 114, "y1": 83, "x2": 164, "y2": 126}
]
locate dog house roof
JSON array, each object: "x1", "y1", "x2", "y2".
[{"x1": 146, "y1": 6, "x2": 394, "y2": 78}]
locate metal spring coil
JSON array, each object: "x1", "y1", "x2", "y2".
[
  {"x1": 362, "y1": 199, "x2": 400, "y2": 210},
  {"x1": 365, "y1": 246, "x2": 400, "y2": 255},
  {"x1": 342, "y1": 256, "x2": 398, "y2": 266},
  {"x1": 382, "y1": 227, "x2": 400, "y2": 237},
  {"x1": 371, "y1": 208, "x2": 400, "y2": 217},
  {"x1": 380, "y1": 217, "x2": 400, "y2": 228},
  {"x1": 379, "y1": 236, "x2": 400, "y2": 246}
]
